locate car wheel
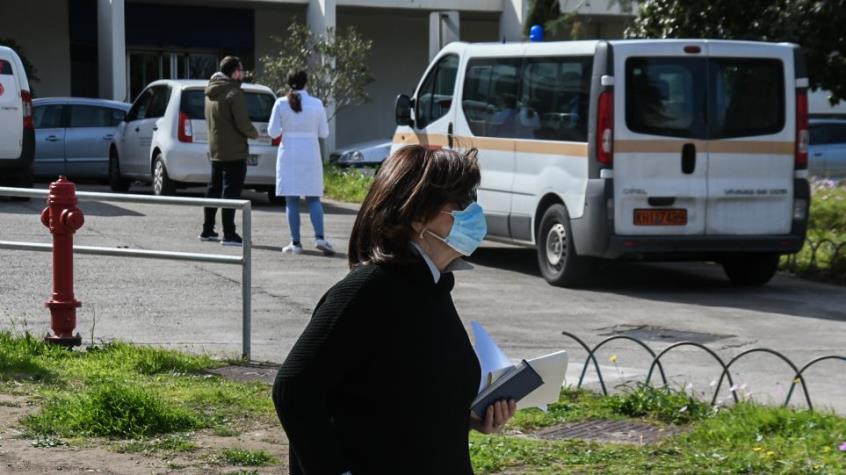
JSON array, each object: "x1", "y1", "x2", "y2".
[
  {"x1": 152, "y1": 155, "x2": 176, "y2": 196},
  {"x1": 722, "y1": 253, "x2": 780, "y2": 286},
  {"x1": 267, "y1": 191, "x2": 286, "y2": 206},
  {"x1": 108, "y1": 149, "x2": 131, "y2": 192},
  {"x1": 536, "y1": 203, "x2": 591, "y2": 287}
]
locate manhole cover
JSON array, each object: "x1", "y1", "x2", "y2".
[
  {"x1": 598, "y1": 324, "x2": 732, "y2": 344},
  {"x1": 534, "y1": 419, "x2": 683, "y2": 444},
  {"x1": 208, "y1": 364, "x2": 279, "y2": 384}
]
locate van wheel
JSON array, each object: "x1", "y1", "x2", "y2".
[
  {"x1": 108, "y1": 150, "x2": 130, "y2": 192},
  {"x1": 722, "y1": 253, "x2": 780, "y2": 286},
  {"x1": 536, "y1": 204, "x2": 590, "y2": 287},
  {"x1": 152, "y1": 155, "x2": 176, "y2": 196},
  {"x1": 267, "y1": 191, "x2": 286, "y2": 206}
]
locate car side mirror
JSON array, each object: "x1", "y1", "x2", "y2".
[{"x1": 395, "y1": 94, "x2": 414, "y2": 127}]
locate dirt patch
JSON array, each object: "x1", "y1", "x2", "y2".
[
  {"x1": 0, "y1": 393, "x2": 289, "y2": 474},
  {"x1": 533, "y1": 419, "x2": 685, "y2": 445},
  {"x1": 207, "y1": 364, "x2": 280, "y2": 385}
]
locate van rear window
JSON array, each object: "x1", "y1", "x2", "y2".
[
  {"x1": 181, "y1": 89, "x2": 275, "y2": 122},
  {"x1": 710, "y1": 58, "x2": 784, "y2": 138},
  {"x1": 626, "y1": 57, "x2": 706, "y2": 139},
  {"x1": 0, "y1": 60, "x2": 12, "y2": 75}
]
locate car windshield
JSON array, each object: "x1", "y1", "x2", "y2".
[{"x1": 180, "y1": 89, "x2": 275, "y2": 122}]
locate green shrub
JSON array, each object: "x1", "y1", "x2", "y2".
[
  {"x1": 23, "y1": 381, "x2": 202, "y2": 437},
  {"x1": 323, "y1": 165, "x2": 374, "y2": 203},
  {"x1": 608, "y1": 383, "x2": 711, "y2": 425},
  {"x1": 217, "y1": 448, "x2": 277, "y2": 466}
]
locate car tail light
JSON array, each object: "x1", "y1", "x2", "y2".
[
  {"x1": 795, "y1": 89, "x2": 808, "y2": 169},
  {"x1": 597, "y1": 89, "x2": 613, "y2": 167},
  {"x1": 21, "y1": 90, "x2": 33, "y2": 129},
  {"x1": 178, "y1": 112, "x2": 193, "y2": 143},
  {"x1": 272, "y1": 135, "x2": 281, "y2": 146}
]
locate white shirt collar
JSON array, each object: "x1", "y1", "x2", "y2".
[{"x1": 410, "y1": 242, "x2": 474, "y2": 283}]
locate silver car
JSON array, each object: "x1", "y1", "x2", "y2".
[
  {"x1": 809, "y1": 118, "x2": 846, "y2": 179},
  {"x1": 329, "y1": 139, "x2": 391, "y2": 167},
  {"x1": 32, "y1": 97, "x2": 130, "y2": 180}
]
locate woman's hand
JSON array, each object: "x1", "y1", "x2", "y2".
[{"x1": 469, "y1": 399, "x2": 517, "y2": 434}]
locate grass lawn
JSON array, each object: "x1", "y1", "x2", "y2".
[
  {"x1": 323, "y1": 165, "x2": 375, "y2": 203},
  {"x1": 2, "y1": 332, "x2": 845, "y2": 473}
]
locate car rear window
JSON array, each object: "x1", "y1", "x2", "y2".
[
  {"x1": 0, "y1": 60, "x2": 12, "y2": 75},
  {"x1": 626, "y1": 57, "x2": 707, "y2": 139},
  {"x1": 710, "y1": 58, "x2": 784, "y2": 138},
  {"x1": 181, "y1": 89, "x2": 275, "y2": 122}
]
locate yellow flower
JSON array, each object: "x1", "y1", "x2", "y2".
[
  {"x1": 753, "y1": 447, "x2": 763, "y2": 452},
  {"x1": 767, "y1": 451, "x2": 776, "y2": 457},
  {"x1": 794, "y1": 377, "x2": 802, "y2": 385},
  {"x1": 609, "y1": 354, "x2": 618, "y2": 363},
  {"x1": 823, "y1": 446, "x2": 832, "y2": 453}
]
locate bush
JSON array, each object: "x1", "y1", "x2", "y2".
[
  {"x1": 608, "y1": 383, "x2": 712, "y2": 425},
  {"x1": 323, "y1": 165, "x2": 374, "y2": 203}
]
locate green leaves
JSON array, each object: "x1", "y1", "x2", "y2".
[{"x1": 258, "y1": 21, "x2": 374, "y2": 119}]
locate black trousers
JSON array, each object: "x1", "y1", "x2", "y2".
[{"x1": 203, "y1": 159, "x2": 247, "y2": 235}]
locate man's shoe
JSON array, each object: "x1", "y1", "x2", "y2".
[
  {"x1": 199, "y1": 229, "x2": 219, "y2": 241},
  {"x1": 221, "y1": 233, "x2": 243, "y2": 247},
  {"x1": 282, "y1": 242, "x2": 304, "y2": 254},
  {"x1": 315, "y1": 238, "x2": 335, "y2": 256}
]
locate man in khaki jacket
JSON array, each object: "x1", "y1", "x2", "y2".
[{"x1": 200, "y1": 56, "x2": 258, "y2": 246}]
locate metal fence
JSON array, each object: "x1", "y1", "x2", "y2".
[
  {"x1": 561, "y1": 331, "x2": 846, "y2": 411},
  {"x1": 0, "y1": 187, "x2": 254, "y2": 359},
  {"x1": 783, "y1": 238, "x2": 846, "y2": 284}
]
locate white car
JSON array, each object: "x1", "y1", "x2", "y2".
[
  {"x1": 0, "y1": 46, "x2": 34, "y2": 188},
  {"x1": 109, "y1": 79, "x2": 279, "y2": 199}
]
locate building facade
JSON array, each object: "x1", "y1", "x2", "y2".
[{"x1": 0, "y1": 0, "x2": 631, "y2": 150}]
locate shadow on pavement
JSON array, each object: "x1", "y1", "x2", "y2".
[
  {"x1": 0, "y1": 199, "x2": 144, "y2": 217},
  {"x1": 468, "y1": 246, "x2": 846, "y2": 323}
]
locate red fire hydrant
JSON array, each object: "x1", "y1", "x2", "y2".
[{"x1": 40, "y1": 176, "x2": 84, "y2": 347}]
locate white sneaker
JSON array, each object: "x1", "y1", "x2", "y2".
[
  {"x1": 315, "y1": 238, "x2": 335, "y2": 256},
  {"x1": 282, "y1": 242, "x2": 303, "y2": 254}
]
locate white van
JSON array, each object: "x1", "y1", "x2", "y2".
[
  {"x1": 0, "y1": 46, "x2": 34, "y2": 188},
  {"x1": 393, "y1": 40, "x2": 810, "y2": 287}
]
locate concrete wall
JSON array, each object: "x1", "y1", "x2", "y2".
[
  {"x1": 254, "y1": 4, "x2": 307, "y2": 81},
  {"x1": 0, "y1": 0, "x2": 71, "y2": 97}
]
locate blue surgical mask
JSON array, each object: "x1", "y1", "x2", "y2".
[{"x1": 426, "y1": 202, "x2": 487, "y2": 256}]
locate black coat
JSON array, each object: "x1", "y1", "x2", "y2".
[{"x1": 272, "y1": 257, "x2": 482, "y2": 475}]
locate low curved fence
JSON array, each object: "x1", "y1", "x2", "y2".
[
  {"x1": 561, "y1": 331, "x2": 846, "y2": 411},
  {"x1": 782, "y1": 237, "x2": 846, "y2": 284}
]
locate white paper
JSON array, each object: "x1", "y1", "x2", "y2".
[{"x1": 471, "y1": 321, "x2": 514, "y2": 391}]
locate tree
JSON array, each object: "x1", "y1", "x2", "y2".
[
  {"x1": 626, "y1": 0, "x2": 846, "y2": 104},
  {"x1": 0, "y1": 38, "x2": 39, "y2": 83},
  {"x1": 258, "y1": 22, "x2": 374, "y2": 120}
]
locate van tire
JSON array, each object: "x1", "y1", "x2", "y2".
[
  {"x1": 152, "y1": 155, "x2": 176, "y2": 196},
  {"x1": 722, "y1": 253, "x2": 780, "y2": 286},
  {"x1": 536, "y1": 204, "x2": 590, "y2": 287},
  {"x1": 109, "y1": 150, "x2": 131, "y2": 192}
]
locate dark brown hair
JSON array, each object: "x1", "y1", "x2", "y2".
[
  {"x1": 287, "y1": 70, "x2": 307, "y2": 113},
  {"x1": 348, "y1": 145, "x2": 480, "y2": 268},
  {"x1": 220, "y1": 56, "x2": 242, "y2": 77}
]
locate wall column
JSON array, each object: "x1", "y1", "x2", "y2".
[
  {"x1": 308, "y1": 0, "x2": 336, "y2": 159},
  {"x1": 499, "y1": 0, "x2": 527, "y2": 42},
  {"x1": 97, "y1": 0, "x2": 127, "y2": 101}
]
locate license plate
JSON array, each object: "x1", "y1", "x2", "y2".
[
  {"x1": 634, "y1": 209, "x2": 687, "y2": 226},
  {"x1": 247, "y1": 155, "x2": 259, "y2": 166}
]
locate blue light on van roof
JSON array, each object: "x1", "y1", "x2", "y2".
[{"x1": 529, "y1": 25, "x2": 544, "y2": 42}]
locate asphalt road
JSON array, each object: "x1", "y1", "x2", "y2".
[{"x1": 2, "y1": 183, "x2": 845, "y2": 413}]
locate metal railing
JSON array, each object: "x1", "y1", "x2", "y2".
[
  {"x1": 783, "y1": 237, "x2": 846, "y2": 284},
  {"x1": 0, "y1": 187, "x2": 253, "y2": 359}
]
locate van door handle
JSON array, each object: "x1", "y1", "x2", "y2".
[
  {"x1": 152, "y1": 126, "x2": 158, "y2": 131},
  {"x1": 46, "y1": 135, "x2": 61, "y2": 142},
  {"x1": 134, "y1": 127, "x2": 140, "y2": 132},
  {"x1": 681, "y1": 143, "x2": 696, "y2": 174},
  {"x1": 447, "y1": 123, "x2": 454, "y2": 148}
]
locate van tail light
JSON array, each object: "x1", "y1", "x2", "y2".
[
  {"x1": 597, "y1": 89, "x2": 614, "y2": 167},
  {"x1": 795, "y1": 89, "x2": 808, "y2": 169},
  {"x1": 21, "y1": 90, "x2": 33, "y2": 129},
  {"x1": 272, "y1": 135, "x2": 281, "y2": 146},
  {"x1": 178, "y1": 112, "x2": 193, "y2": 143}
]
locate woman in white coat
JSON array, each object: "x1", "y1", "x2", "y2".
[{"x1": 268, "y1": 70, "x2": 334, "y2": 255}]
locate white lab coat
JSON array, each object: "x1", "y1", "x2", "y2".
[{"x1": 268, "y1": 90, "x2": 330, "y2": 197}]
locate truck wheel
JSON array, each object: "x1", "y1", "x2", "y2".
[
  {"x1": 152, "y1": 155, "x2": 176, "y2": 196},
  {"x1": 722, "y1": 253, "x2": 780, "y2": 286},
  {"x1": 108, "y1": 149, "x2": 131, "y2": 192},
  {"x1": 536, "y1": 203, "x2": 591, "y2": 287}
]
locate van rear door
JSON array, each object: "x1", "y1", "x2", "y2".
[
  {"x1": 614, "y1": 41, "x2": 709, "y2": 236},
  {"x1": 704, "y1": 43, "x2": 793, "y2": 234},
  {"x1": 0, "y1": 58, "x2": 23, "y2": 159}
]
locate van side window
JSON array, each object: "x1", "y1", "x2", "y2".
[
  {"x1": 710, "y1": 58, "x2": 784, "y2": 138},
  {"x1": 462, "y1": 58, "x2": 523, "y2": 138},
  {"x1": 626, "y1": 57, "x2": 707, "y2": 139},
  {"x1": 0, "y1": 60, "x2": 12, "y2": 75},
  {"x1": 522, "y1": 57, "x2": 593, "y2": 142},
  {"x1": 416, "y1": 55, "x2": 459, "y2": 129}
]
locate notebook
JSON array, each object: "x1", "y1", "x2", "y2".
[{"x1": 470, "y1": 359, "x2": 543, "y2": 419}]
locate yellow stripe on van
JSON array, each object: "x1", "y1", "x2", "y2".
[
  {"x1": 392, "y1": 133, "x2": 589, "y2": 157},
  {"x1": 616, "y1": 140, "x2": 794, "y2": 155}
]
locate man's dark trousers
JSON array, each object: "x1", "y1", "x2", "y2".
[{"x1": 203, "y1": 159, "x2": 247, "y2": 236}]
